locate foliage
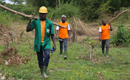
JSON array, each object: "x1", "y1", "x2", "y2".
[
  {"x1": 47, "y1": 2, "x2": 81, "y2": 19},
  {"x1": 9, "y1": 0, "x2": 25, "y2": 5},
  {"x1": 111, "y1": 24, "x2": 130, "y2": 46},
  {"x1": 0, "y1": 9, "x2": 20, "y2": 26},
  {"x1": 26, "y1": 0, "x2": 50, "y2": 7},
  {"x1": 6, "y1": 0, "x2": 130, "y2": 21},
  {"x1": 98, "y1": 0, "x2": 113, "y2": 13},
  {"x1": 0, "y1": 3, "x2": 38, "y2": 23},
  {"x1": 109, "y1": 0, "x2": 121, "y2": 12},
  {"x1": 20, "y1": 5, "x2": 38, "y2": 20},
  {"x1": 67, "y1": 0, "x2": 129, "y2": 21},
  {"x1": 25, "y1": 0, "x2": 70, "y2": 8},
  {"x1": 0, "y1": 0, "x2": 6, "y2": 4},
  {"x1": 1, "y1": 0, "x2": 130, "y2": 23},
  {"x1": 121, "y1": 0, "x2": 130, "y2": 7}
]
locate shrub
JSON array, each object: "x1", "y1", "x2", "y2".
[
  {"x1": 47, "y1": 2, "x2": 81, "y2": 20},
  {"x1": 111, "y1": 24, "x2": 130, "y2": 46},
  {"x1": 20, "y1": 5, "x2": 38, "y2": 20}
]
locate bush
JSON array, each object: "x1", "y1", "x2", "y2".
[
  {"x1": 47, "y1": 2, "x2": 81, "y2": 20},
  {"x1": 20, "y1": 5, "x2": 38, "y2": 20},
  {"x1": 111, "y1": 24, "x2": 130, "y2": 46},
  {"x1": 0, "y1": 4, "x2": 30, "y2": 26}
]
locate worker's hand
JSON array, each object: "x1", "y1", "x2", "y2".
[
  {"x1": 99, "y1": 38, "x2": 101, "y2": 41},
  {"x1": 30, "y1": 13, "x2": 34, "y2": 20},
  {"x1": 56, "y1": 36, "x2": 58, "y2": 39},
  {"x1": 68, "y1": 37, "x2": 70, "y2": 41},
  {"x1": 108, "y1": 22, "x2": 111, "y2": 25},
  {"x1": 53, "y1": 45, "x2": 56, "y2": 51}
]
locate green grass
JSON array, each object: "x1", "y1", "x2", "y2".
[{"x1": 0, "y1": 40, "x2": 130, "y2": 80}]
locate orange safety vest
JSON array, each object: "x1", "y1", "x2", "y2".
[
  {"x1": 58, "y1": 22, "x2": 69, "y2": 39},
  {"x1": 100, "y1": 24, "x2": 110, "y2": 40}
]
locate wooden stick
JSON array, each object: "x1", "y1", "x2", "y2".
[
  {"x1": 109, "y1": 10, "x2": 128, "y2": 24},
  {"x1": 0, "y1": 4, "x2": 65, "y2": 28}
]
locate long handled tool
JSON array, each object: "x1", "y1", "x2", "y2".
[
  {"x1": 108, "y1": 10, "x2": 128, "y2": 24},
  {"x1": 0, "y1": 4, "x2": 65, "y2": 28}
]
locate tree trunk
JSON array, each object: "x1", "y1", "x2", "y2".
[{"x1": 59, "y1": 0, "x2": 60, "y2": 8}]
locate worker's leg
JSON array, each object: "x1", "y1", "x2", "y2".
[
  {"x1": 102, "y1": 40, "x2": 106, "y2": 55},
  {"x1": 63, "y1": 38, "x2": 68, "y2": 59},
  {"x1": 106, "y1": 39, "x2": 110, "y2": 57},
  {"x1": 59, "y1": 38, "x2": 63, "y2": 56},
  {"x1": 43, "y1": 49, "x2": 50, "y2": 67},
  {"x1": 43, "y1": 49, "x2": 50, "y2": 78},
  {"x1": 36, "y1": 46, "x2": 44, "y2": 77},
  {"x1": 36, "y1": 46, "x2": 44, "y2": 68}
]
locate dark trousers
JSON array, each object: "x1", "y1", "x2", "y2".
[
  {"x1": 36, "y1": 46, "x2": 50, "y2": 68},
  {"x1": 102, "y1": 39, "x2": 110, "y2": 55},
  {"x1": 59, "y1": 38, "x2": 68, "y2": 51}
]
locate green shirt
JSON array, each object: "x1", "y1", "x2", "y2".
[{"x1": 30, "y1": 19, "x2": 54, "y2": 52}]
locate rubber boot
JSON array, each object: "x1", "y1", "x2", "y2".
[
  {"x1": 64, "y1": 51, "x2": 67, "y2": 59},
  {"x1": 60, "y1": 50, "x2": 63, "y2": 57},
  {"x1": 102, "y1": 50, "x2": 104, "y2": 56},
  {"x1": 40, "y1": 68, "x2": 44, "y2": 78},
  {"x1": 40, "y1": 67, "x2": 48, "y2": 78},
  {"x1": 43, "y1": 66, "x2": 48, "y2": 78},
  {"x1": 106, "y1": 51, "x2": 108, "y2": 57},
  {"x1": 44, "y1": 66, "x2": 47, "y2": 74}
]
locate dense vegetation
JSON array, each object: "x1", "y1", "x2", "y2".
[
  {"x1": 111, "y1": 25, "x2": 130, "y2": 46},
  {"x1": 1, "y1": 0, "x2": 130, "y2": 21},
  {"x1": 26, "y1": 0, "x2": 130, "y2": 21}
]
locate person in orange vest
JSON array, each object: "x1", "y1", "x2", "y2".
[
  {"x1": 99, "y1": 19, "x2": 113, "y2": 57},
  {"x1": 56, "y1": 15, "x2": 71, "y2": 59},
  {"x1": 26, "y1": 6, "x2": 56, "y2": 78}
]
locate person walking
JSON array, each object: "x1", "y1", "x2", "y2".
[
  {"x1": 99, "y1": 19, "x2": 113, "y2": 57},
  {"x1": 26, "y1": 6, "x2": 56, "y2": 78},
  {"x1": 56, "y1": 15, "x2": 71, "y2": 59}
]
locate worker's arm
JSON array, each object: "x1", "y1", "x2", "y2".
[
  {"x1": 55, "y1": 25, "x2": 59, "y2": 39},
  {"x1": 99, "y1": 32, "x2": 102, "y2": 41},
  {"x1": 26, "y1": 19, "x2": 32, "y2": 32},
  {"x1": 26, "y1": 14, "x2": 34, "y2": 32},
  {"x1": 108, "y1": 23, "x2": 113, "y2": 31},
  {"x1": 51, "y1": 34, "x2": 56, "y2": 51},
  {"x1": 68, "y1": 24, "x2": 71, "y2": 41},
  {"x1": 68, "y1": 30, "x2": 71, "y2": 41},
  {"x1": 56, "y1": 30, "x2": 59, "y2": 39}
]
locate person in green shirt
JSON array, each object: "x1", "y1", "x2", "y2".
[{"x1": 26, "y1": 6, "x2": 56, "y2": 79}]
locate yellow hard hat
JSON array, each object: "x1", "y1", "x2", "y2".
[{"x1": 39, "y1": 6, "x2": 48, "y2": 13}]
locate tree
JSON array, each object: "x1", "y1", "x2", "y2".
[
  {"x1": 26, "y1": 0, "x2": 51, "y2": 7},
  {"x1": 9, "y1": 0, "x2": 25, "y2": 5},
  {"x1": 0, "y1": 0, "x2": 6, "y2": 5},
  {"x1": 121, "y1": 0, "x2": 130, "y2": 7}
]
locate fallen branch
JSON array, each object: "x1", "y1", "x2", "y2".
[
  {"x1": 0, "y1": 4, "x2": 65, "y2": 28},
  {"x1": 109, "y1": 10, "x2": 128, "y2": 24}
]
